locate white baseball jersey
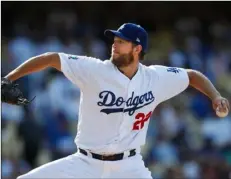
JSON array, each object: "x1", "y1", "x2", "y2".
[{"x1": 58, "y1": 53, "x2": 189, "y2": 154}]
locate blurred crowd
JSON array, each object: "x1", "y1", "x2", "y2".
[{"x1": 2, "y1": 6, "x2": 231, "y2": 179}]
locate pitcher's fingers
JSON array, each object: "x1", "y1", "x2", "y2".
[
  {"x1": 217, "y1": 106, "x2": 227, "y2": 113},
  {"x1": 225, "y1": 99, "x2": 230, "y2": 111},
  {"x1": 222, "y1": 99, "x2": 230, "y2": 110},
  {"x1": 221, "y1": 100, "x2": 226, "y2": 109},
  {"x1": 217, "y1": 100, "x2": 222, "y2": 107}
]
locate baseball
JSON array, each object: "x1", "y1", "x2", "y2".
[{"x1": 216, "y1": 107, "x2": 229, "y2": 118}]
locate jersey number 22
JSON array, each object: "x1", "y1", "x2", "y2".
[{"x1": 132, "y1": 111, "x2": 152, "y2": 130}]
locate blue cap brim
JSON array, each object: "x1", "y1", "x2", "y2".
[{"x1": 104, "y1": 30, "x2": 133, "y2": 42}]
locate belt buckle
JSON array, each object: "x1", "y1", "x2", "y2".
[{"x1": 101, "y1": 155, "x2": 115, "y2": 161}]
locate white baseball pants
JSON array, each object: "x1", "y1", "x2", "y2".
[{"x1": 17, "y1": 151, "x2": 152, "y2": 178}]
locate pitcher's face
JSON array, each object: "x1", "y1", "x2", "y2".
[{"x1": 110, "y1": 37, "x2": 135, "y2": 68}]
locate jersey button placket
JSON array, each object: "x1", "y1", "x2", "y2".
[{"x1": 119, "y1": 81, "x2": 133, "y2": 139}]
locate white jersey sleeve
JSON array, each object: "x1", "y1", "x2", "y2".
[
  {"x1": 151, "y1": 65, "x2": 189, "y2": 103},
  {"x1": 58, "y1": 53, "x2": 101, "y2": 89}
]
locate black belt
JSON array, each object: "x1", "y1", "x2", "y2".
[{"x1": 79, "y1": 148, "x2": 136, "y2": 161}]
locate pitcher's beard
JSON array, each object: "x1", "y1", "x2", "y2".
[{"x1": 110, "y1": 52, "x2": 134, "y2": 68}]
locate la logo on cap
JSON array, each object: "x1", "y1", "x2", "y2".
[{"x1": 136, "y1": 38, "x2": 140, "y2": 42}]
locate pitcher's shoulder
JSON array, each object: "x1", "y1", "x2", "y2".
[
  {"x1": 140, "y1": 64, "x2": 173, "y2": 79},
  {"x1": 80, "y1": 56, "x2": 109, "y2": 68},
  {"x1": 60, "y1": 53, "x2": 104, "y2": 64},
  {"x1": 141, "y1": 64, "x2": 162, "y2": 73},
  {"x1": 143, "y1": 64, "x2": 173, "y2": 73}
]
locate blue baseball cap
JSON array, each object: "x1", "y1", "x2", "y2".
[{"x1": 104, "y1": 23, "x2": 148, "y2": 53}]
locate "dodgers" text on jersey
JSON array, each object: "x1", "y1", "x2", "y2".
[{"x1": 97, "y1": 91, "x2": 155, "y2": 116}]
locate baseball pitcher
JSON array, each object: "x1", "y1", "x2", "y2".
[{"x1": 2, "y1": 23, "x2": 230, "y2": 178}]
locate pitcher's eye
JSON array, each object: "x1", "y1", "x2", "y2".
[
  {"x1": 114, "y1": 39, "x2": 124, "y2": 44},
  {"x1": 118, "y1": 40, "x2": 124, "y2": 44}
]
